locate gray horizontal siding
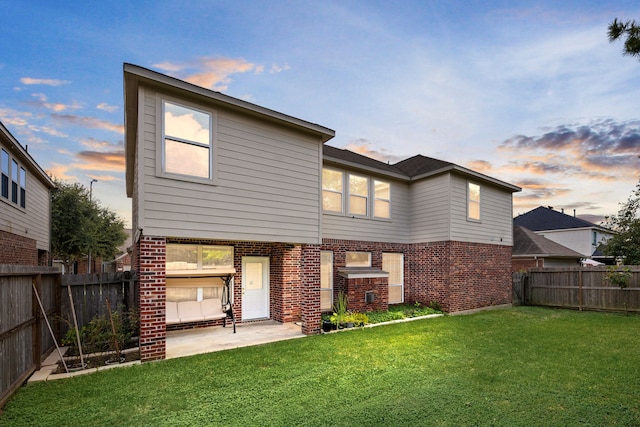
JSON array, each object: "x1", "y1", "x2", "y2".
[
  {"x1": 409, "y1": 174, "x2": 451, "y2": 243},
  {"x1": 137, "y1": 89, "x2": 322, "y2": 244},
  {"x1": 449, "y1": 174, "x2": 513, "y2": 245}
]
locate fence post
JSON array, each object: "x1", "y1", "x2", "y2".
[{"x1": 578, "y1": 268, "x2": 583, "y2": 311}]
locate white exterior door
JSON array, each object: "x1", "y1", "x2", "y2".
[{"x1": 242, "y1": 257, "x2": 269, "y2": 320}]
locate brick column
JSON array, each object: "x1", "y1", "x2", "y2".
[
  {"x1": 137, "y1": 235, "x2": 167, "y2": 361},
  {"x1": 300, "y1": 244, "x2": 320, "y2": 335}
]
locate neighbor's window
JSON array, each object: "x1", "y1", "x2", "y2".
[
  {"x1": 373, "y1": 180, "x2": 390, "y2": 218},
  {"x1": 345, "y1": 251, "x2": 371, "y2": 267},
  {"x1": 592, "y1": 231, "x2": 597, "y2": 246},
  {"x1": 348, "y1": 174, "x2": 369, "y2": 216},
  {"x1": 322, "y1": 168, "x2": 343, "y2": 213},
  {"x1": 11, "y1": 159, "x2": 18, "y2": 204},
  {"x1": 383, "y1": 253, "x2": 404, "y2": 304},
  {"x1": 320, "y1": 251, "x2": 333, "y2": 311},
  {"x1": 467, "y1": 182, "x2": 481, "y2": 220},
  {"x1": 162, "y1": 100, "x2": 212, "y2": 180},
  {"x1": 19, "y1": 167, "x2": 26, "y2": 208},
  {"x1": 1, "y1": 149, "x2": 8, "y2": 199}
]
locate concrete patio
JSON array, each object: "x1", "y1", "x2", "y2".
[{"x1": 166, "y1": 320, "x2": 305, "y2": 359}]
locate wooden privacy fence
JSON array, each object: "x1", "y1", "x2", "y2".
[
  {"x1": 0, "y1": 265, "x2": 61, "y2": 409},
  {"x1": 514, "y1": 266, "x2": 640, "y2": 312},
  {"x1": 60, "y1": 271, "x2": 137, "y2": 334}
]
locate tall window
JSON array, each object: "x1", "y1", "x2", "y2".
[
  {"x1": 163, "y1": 101, "x2": 212, "y2": 179},
  {"x1": 11, "y1": 159, "x2": 18, "y2": 204},
  {"x1": 320, "y1": 251, "x2": 333, "y2": 311},
  {"x1": 19, "y1": 167, "x2": 26, "y2": 208},
  {"x1": 322, "y1": 168, "x2": 343, "y2": 213},
  {"x1": 468, "y1": 182, "x2": 481, "y2": 221},
  {"x1": 373, "y1": 180, "x2": 390, "y2": 218},
  {"x1": 383, "y1": 253, "x2": 404, "y2": 304},
  {"x1": 1, "y1": 149, "x2": 8, "y2": 199},
  {"x1": 348, "y1": 174, "x2": 368, "y2": 216}
]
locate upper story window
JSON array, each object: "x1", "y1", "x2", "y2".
[
  {"x1": 1, "y1": 149, "x2": 26, "y2": 209},
  {"x1": 467, "y1": 182, "x2": 481, "y2": 221},
  {"x1": 348, "y1": 174, "x2": 369, "y2": 216},
  {"x1": 322, "y1": 168, "x2": 343, "y2": 213},
  {"x1": 345, "y1": 251, "x2": 371, "y2": 267},
  {"x1": 373, "y1": 180, "x2": 390, "y2": 219},
  {"x1": 162, "y1": 100, "x2": 213, "y2": 180},
  {"x1": 592, "y1": 230, "x2": 597, "y2": 246},
  {"x1": 322, "y1": 167, "x2": 391, "y2": 220}
]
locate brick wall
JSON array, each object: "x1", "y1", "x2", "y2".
[
  {"x1": 340, "y1": 276, "x2": 389, "y2": 313},
  {"x1": 0, "y1": 230, "x2": 38, "y2": 265},
  {"x1": 323, "y1": 238, "x2": 513, "y2": 314},
  {"x1": 137, "y1": 235, "x2": 167, "y2": 362}
]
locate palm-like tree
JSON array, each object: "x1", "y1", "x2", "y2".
[{"x1": 608, "y1": 18, "x2": 640, "y2": 59}]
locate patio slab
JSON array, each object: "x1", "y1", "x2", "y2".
[{"x1": 166, "y1": 320, "x2": 305, "y2": 359}]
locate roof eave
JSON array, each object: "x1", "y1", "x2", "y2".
[
  {"x1": 411, "y1": 165, "x2": 521, "y2": 192},
  {"x1": 0, "y1": 121, "x2": 55, "y2": 189},
  {"x1": 323, "y1": 155, "x2": 410, "y2": 181}
]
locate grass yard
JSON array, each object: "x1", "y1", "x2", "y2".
[{"x1": 2, "y1": 307, "x2": 640, "y2": 426}]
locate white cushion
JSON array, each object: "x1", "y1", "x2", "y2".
[
  {"x1": 178, "y1": 300, "x2": 204, "y2": 322},
  {"x1": 166, "y1": 301, "x2": 180, "y2": 324},
  {"x1": 201, "y1": 298, "x2": 226, "y2": 319}
]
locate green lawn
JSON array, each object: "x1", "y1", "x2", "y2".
[{"x1": 3, "y1": 307, "x2": 640, "y2": 426}]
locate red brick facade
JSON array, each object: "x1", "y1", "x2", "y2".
[
  {"x1": 0, "y1": 230, "x2": 47, "y2": 266},
  {"x1": 135, "y1": 234, "x2": 512, "y2": 361}
]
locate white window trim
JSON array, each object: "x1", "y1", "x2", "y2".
[
  {"x1": 383, "y1": 252, "x2": 404, "y2": 304},
  {"x1": 467, "y1": 181, "x2": 481, "y2": 222},
  {"x1": 321, "y1": 167, "x2": 344, "y2": 214},
  {"x1": 156, "y1": 96, "x2": 218, "y2": 185},
  {"x1": 0, "y1": 148, "x2": 27, "y2": 211},
  {"x1": 347, "y1": 173, "x2": 369, "y2": 217},
  {"x1": 320, "y1": 251, "x2": 333, "y2": 311},
  {"x1": 373, "y1": 179, "x2": 391, "y2": 219}
]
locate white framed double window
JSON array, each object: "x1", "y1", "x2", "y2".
[
  {"x1": 383, "y1": 253, "x2": 404, "y2": 304},
  {"x1": 467, "y1": 182, "x2": 481, "y2": 221},
  {"x1": 320, "y1": 251, "x2": 333, "y2": 311},
  {"x1": 348, "y1": 174, "x2": 369, "y2": 216},
  {"x1": 161, "y1": 100, "x2": 216, "y2": 183}
]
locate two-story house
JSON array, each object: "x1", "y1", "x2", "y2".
[
  {"x1": 124, "y1": 64, "x2": 520, "y2": 361},
  {"x1": 0, "y1": 121, "x2": 55, "y2": 266},
  {"x1": 514, "y1": 206, "x2": 615, "y2": 264}
]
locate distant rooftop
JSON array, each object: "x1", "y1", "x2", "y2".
[
  {"x1": 513, "y1": 225, "x2": 583, "y2": 258},
  {"x1": 514, "y1": 206, "x2": 608, "y2": 232}
]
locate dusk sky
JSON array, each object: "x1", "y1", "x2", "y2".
[{"x1": 1, "y1": 1, "x2": 640, "y2": 227}]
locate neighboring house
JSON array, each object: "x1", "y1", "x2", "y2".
[
  {"x1": 124, "y1": 64, "x2": 520, "y2": 362},
  {"x1": 514, "y1": 206, "x2": 615, "y2": 263},
  {"x1": 512, "y1": 225, "x2": 583, "y2": 271},
  {"x1": 0, "y1": 121, "x2": 55, "y2": 266}
]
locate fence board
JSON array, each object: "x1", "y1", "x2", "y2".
[
  {"x1": 518, "y1": 266, "x2": 640, "y2": 313},
  {"x1": 0, "y1": 265, "x2": 59, "y2": 409}
]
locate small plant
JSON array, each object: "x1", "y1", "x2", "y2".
[
  {"x1": 351, "y1": 312, "x2": 368, "y2": 327},
  {"x1": 606, "y1": 266, "x2": 632, "y2": 289},
  {"x1": 331, "y1": 291, "x2": 349, "y2": 326},
  {"x1": 428, "y1": 300, "x2": 442, "y2": 311}
]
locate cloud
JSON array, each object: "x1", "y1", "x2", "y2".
[
  {"x1": 498, "y1": 119, "x2": 640, "y2": 181},
  {"x1": 51, "y1": 114, "x2": 124, "y2": 134},
  {"x1": 46, "y1": 163, "x2": 76, "y2": 181},
  {"x1": 343, "y1": 139, "x2": 404, "y2": 163},
  {"x1": 86, "y1": 174, "x2": 120, "y2": 182},
  {"x1": 75, "y1": 150, "x2": 125, "y2": 172},
  {"x1": 154, "y1": 56, "x2": 286, "y2": 91},
  {"x1": 29, "y1": 93, "x2": 80, "y2": 112},
  {"x1": 20, "y1": 77, "x2": 70, "y2": 86},
  {"x1": 96, "y1": 103, "x2": 118, "y2": 113},
  {"x1": 80, "y1": 137, "x2": 123, "y2": 151}
]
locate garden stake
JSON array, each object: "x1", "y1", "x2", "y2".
[
  {"x1": 67, "y1": 284, "x2": 85, "y2": 368},
  {"x1": 32, "y1": 281, "x2": 68, "y2": 373},
  {"x1": 105, "y1": 298, "x2": 121, "y2": 361}
]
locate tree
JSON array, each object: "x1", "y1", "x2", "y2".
[
  {"x1": 602, "y1": 181, "x2": 640, "y2": 264},
  {"x1": 51, "y1": 179, "x2": 127, "y2": 272},
  {"x1": 608, "y1": 18, "x2": 640, "y2": 59}
]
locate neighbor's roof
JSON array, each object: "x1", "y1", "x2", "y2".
[
  {"x1": 124, "y1": 63, "x2": 335, "y2": 196},
  {"x1": 512, "y1": 225, "x2": 583, "y2": 258},
  {"x1": 514, "y1": 206, "x2": 610, "y2": 232},
  {"x1": 0, "y1": 120, "x2": 55, "y2": 189},
  {"x1": 323, "y1": 145, "x2": 520, "y2": 192}
]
